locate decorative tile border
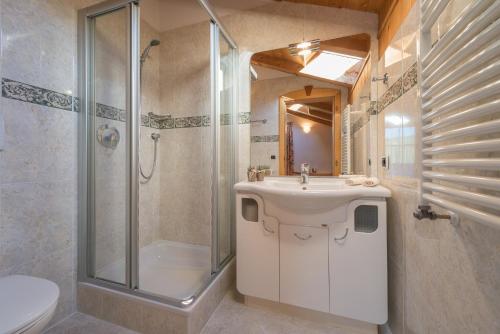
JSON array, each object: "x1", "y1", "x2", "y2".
[
  {"x1": 150, "y1": 116, "x2": 174, "y2": 129},
  {"x1": 402, "y1": 62, "x2": 418, "y2": 94},
  {"x1": 378, "y1": 62, "x2": 418, "y2": 113},
  {"x1": 96, "y1": 103, "x2": 126, "y2": 122},
  {"x1": 2, "y1": 78, "x2": 74, "y2": 111},
  {"x1": 352, "y1": 63, "x2": 417, "y2": 135},
  {"x1": 2, "y1": 78, "x2": 249, "y2": 130},
  {"x1": 351, "y1": 118, "x2": 365, "y2": 135},
  {"x1": 251, "y1": 135, "x2": 279, "y2": 143},
  {"x1": 239, "y1": 112, "x2": 250, "y2": 124},
  {"x1": 351, "y1": 101, "x2": 376, "y2": 135},
  {"x1": 367, "y1": 101, "x2": 378, "y2": 115},
  {"x1": 174, "y1": 115, "x2": 209, "y2": 128}
]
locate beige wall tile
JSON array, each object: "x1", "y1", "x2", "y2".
[{"x1": 379, "y1": 3, "x2": 500, "y2": 333}]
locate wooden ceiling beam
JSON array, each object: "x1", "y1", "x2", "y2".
[
  {"x1": 251, "y1": 53, "x2": 303, "y2": 74},
  {"x1": 307, "y1": 101, "x2": 333, "y2": 110},
  {"x1": 273, "y1": 0, "x2": 384, "y2": 14},
  {"x1": 320, "y1": 33, "x2": 370, "y2": 58},
  {"x1": 309, "y1": 108, "x2": 332, "y2": 119},
  {"x1": 286, "y1": 96, "x2": 334, "y2": 104},
  {"x1": 287, "y1": 109, "x2": 332, "y2": 126}
]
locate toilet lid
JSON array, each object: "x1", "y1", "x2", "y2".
[{"x1": 0, "y1": 275, "x2": 59, "y2": 334}]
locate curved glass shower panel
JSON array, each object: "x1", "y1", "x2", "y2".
[
  {"x1": 92, "y1": 7, "x2": 129, "y2": 285},
  {"x1": 137, "y1": 0, "x2": 213, "y2": 300}
]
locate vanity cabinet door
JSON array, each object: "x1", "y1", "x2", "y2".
[
  {"x1": 237, "y1": 195, "x2": 279, "y2": 302},
  {"x1": 279, "y1": 224, "x2": 329, "y2": 312},
  {"x1": 330, "y1": 200, "x2": 387, "y2": 324}
]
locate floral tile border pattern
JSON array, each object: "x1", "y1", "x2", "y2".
[
  {"x1": 402, "y1": 62, "x2": 418, "y2": 93},
  {"x1": 352, "y1": 63, "x2": 417, "y2": 135},
  {"x1": 377, "y1": 62, "x2": 418, "y2": 113},
  {"x1": 351, "y1": 117, "x2": 368, "y2": 135},
  {"x1": 251, "y1": 135, "x2": 279, "y2": 143},
  {"x1": 239, "y1": 112, "x2": 250, "y2": 124},
  {"x1": 1, "y1": 78, "x2": 250, "y2": 130},
  {"x1": 2, "y1": 78, "x2": 74, "y2": 111}
]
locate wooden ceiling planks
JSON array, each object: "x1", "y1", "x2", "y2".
[{"x1": 273, "y1": 0, "x2": 386, "y2": 13}]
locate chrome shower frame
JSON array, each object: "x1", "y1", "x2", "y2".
[{"x1": 78, "y1": 0, "x2": 238, "y2": 308}]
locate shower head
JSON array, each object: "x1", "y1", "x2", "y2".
[{"x1": 140, "y1": 39, "x2": 161, "y2": 64}]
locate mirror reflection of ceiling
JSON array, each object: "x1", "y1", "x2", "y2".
[
  {"x1": 285, "y1": 96, "x2": 333, "y2": 127},
  {"x1": 251, "y1": 34, "x2": 370, "y2": 86}
]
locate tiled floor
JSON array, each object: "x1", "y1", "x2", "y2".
[
  {"x1": 45, "y1": 290, "x2": 362, "y2": 334},
  {"x1": 44, "y1": 313, "x2": 138, "y2": 334},
  {"x1": 201, "y1": 290, "x2": 360, "y2": 334}
]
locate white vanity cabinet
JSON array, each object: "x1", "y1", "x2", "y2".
[
  {"x1": 279, "y1": 225, "x2": 329, "y2": 312},
  {"x1": 235, "y1": 180, "x2": 390, "y2": 326},
  {"x1": 236, "y1": 194, "x2": 279, "y2": 302}
]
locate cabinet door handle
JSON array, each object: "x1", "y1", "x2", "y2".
[
  {"x1": 294, "y1": 233, "x2": 312, "y2": 240},
  {"x1": 334, "y1": 228, "x2": 349, "y2": 241},
  {"x1": 262, "y1": 220, "x2": 275, "y2": 234}
]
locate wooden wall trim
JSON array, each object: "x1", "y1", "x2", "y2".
[
  {"x1": 348, "y1": 54, "x2": 371, "y2": 104},
  {"x1": 378, "y1": 0, "x2": 416, "y2": 59}
]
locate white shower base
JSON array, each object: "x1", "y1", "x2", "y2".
[{"x1": 97, "y1": 240, "x2": 211, "y2": 300}]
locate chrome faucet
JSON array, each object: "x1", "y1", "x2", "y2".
[{"x1": 300, "y1": 163, "x2": 309, "y2": 184}]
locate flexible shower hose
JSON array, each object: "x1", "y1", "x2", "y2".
[{"x1": 139, "y1": 134, "x2": 159, "y2": 184}]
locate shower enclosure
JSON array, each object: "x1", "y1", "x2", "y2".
[{"x1": 78, "y1": 0, "x2": 237, "y2": 307}]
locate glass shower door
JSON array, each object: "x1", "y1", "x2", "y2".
[
  {"x1": 217, "y1": 32, "x2": 235, "y2": 266},
  {"x1": 82, "y1": 1, "x2": 140, "y2": 287},
  {"x1": 92, "y1": 6, "x2": 129, "y2": 285}
]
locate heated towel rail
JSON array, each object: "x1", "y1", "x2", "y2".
[
  {"x1": 341, "y1": 105, "x2": 351, "y2": 175},
  {"x1": 419, "y1": 0, "x2": 500, "y2": 230}
]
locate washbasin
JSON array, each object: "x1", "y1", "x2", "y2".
[
  {"x1": 234, "y1": 177, "x2": 391, "y2": 215},
  {"x1": 265, "y1": 178, "x2": 344, "y2": 191}
]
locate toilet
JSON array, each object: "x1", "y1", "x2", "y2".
[{"x1": 0, "y1": 275, "x2": 59, "y2": 334}]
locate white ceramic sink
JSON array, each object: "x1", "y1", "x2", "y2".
[{"x1": 234, "y1": 177, "x2": 391, "y2": 215}]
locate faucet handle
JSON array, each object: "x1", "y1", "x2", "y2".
[{"x1": 301, "y1": 163, "x2": 309, "y2": 172}]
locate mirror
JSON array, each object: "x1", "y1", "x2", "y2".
[{"x1": 250, "y1": 34, "x2": 377, "y2": 177}]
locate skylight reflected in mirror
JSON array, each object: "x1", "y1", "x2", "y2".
[{"x1": 299, "y1": 51, "x2": 362, "y2": 84}]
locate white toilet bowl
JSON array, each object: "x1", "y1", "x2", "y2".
[{"x1": 0, "y1": 275, "x2": 59, "y2": 334}]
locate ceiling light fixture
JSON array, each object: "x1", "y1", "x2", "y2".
[
  {"x1": 288, "y1": 8, "x2": 319, "y2": 62},
  {"x1": 289, "y1": 39, "x2": 320, "y2": 58}
]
